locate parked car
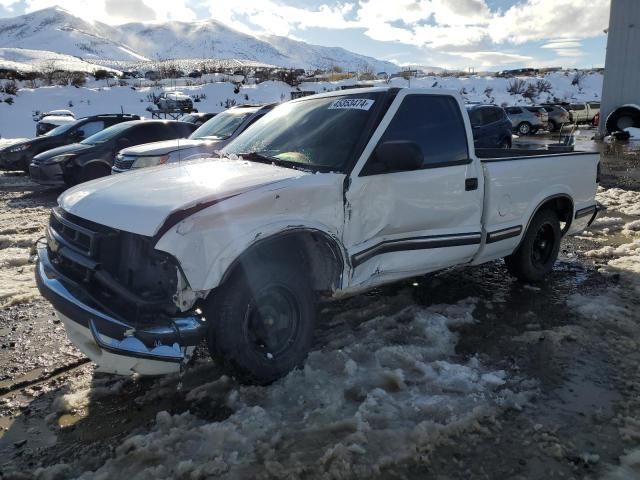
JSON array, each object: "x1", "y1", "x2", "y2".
[
  {"x1": 568, "y1": 102, "x2": 600, "y2": 125},
  {"x1": 29, "y1": 120, "x2": 196, "y2": 187},
  {"x1": 156, "y1": 92, "x2": 193, "y2": 112},
  {"x1": 112, "y1": 105, "x2": 274, "y2": 173},
  {"x1": 35, "y1": 110, "x2": 76, "y2": 136},
  {"x1": 180, "y1": 112, "x2": 217, "y2": 127},
  {"x1": 465, "y1": 104, "x2": 512, "y2": 148},
  {"x1": 540, "y1": 105, "x2": 570, "y2": 132},
  {"x1": 0, "y1": 114, "x2": 140, "y2": 171},
  {"x1": 505, "y1": 106, "x2": 548, "y2": 135},
  {"x1": 35, "y1": 87, "x2": 600, "y2": 383}
]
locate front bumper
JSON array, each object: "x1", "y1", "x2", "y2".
[
  {"x1": 29, "y1": 162, "x2": 66, "y2": 186},
  {"x1": 35, "y1": 245, "x2": 207, "y2": 375},
  {"x1": 0, "y1": 150, "x2": 28, "y2": 170}
]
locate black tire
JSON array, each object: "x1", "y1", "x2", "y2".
[
  {"x1": 205, "y1": 259, "x2": 316, "y2": 384},
  {"x1": 76, "y1": 162, "x2": 110, "y2": 185},
  {"x1": 605, "y1": 106, "x2": 640, "y2": 134},
  {"x1": 517, "y1": 122, "x2": 532, "y2": 135},
  {"x1": 547, "y1": 119, "x2": 558, "y2": 132},
  {"x1": 505, "y1": 209, "x2": 561, "y2": 283}
]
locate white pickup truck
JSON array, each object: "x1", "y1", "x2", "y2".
[{"x1": 36, "y1": 88, "x2": 601, "y2": 383}]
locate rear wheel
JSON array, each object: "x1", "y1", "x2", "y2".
[
  {"x1": 547, "y1": 119, "x2": 558, "y2": 132},
  {"x1": 517, "y1": 122, "x2": 532, "y2": 135},
  {"x1": 205, "y1": 259, "x2": 317, "y2": 384},
  {"x1": 75, "y1": 162, "x2": 110, "y2": 185},
  {"x1": 505, "y1": 209, "x2": 561, "y2": 282}
]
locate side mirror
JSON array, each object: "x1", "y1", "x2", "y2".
[{"x1": 365, "y1": 140, "x2": 424, "y2": 175}]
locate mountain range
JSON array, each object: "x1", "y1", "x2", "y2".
[{"x1": 0, "y1": 7, "x2": 399, "y2": 72}]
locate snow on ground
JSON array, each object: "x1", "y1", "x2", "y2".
[
  {"x1": 0, "y1": 172, "x2": 50, "y2": 308},
  {"x1": 569, "y1": 186, "x2": 640, "y2": 331},
  {"x1": 625, "y1": 127, "x2": 640, "y2": 139},
  {"x1": 1, "y1": 71, "x2": 602, "y2": 139},
  {"x1": 37, "y1": 295, "x2": 529, "y2": 479},
  {"x1": 597, "y1": 187, "x2": 640, "y2": 216}
]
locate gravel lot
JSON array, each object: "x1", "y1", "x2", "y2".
[{"x1": 1, "y1": 133, "x2": 639, "y2": 480}]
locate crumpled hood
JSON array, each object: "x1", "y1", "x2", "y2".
[
  {"x1": 120, "y1": 139, "x2": 212, "y2": 156},
  {"x1": 58, "y1": 158, "x2": 309, "y2": 237},
  {"x1": 34, "y1": 143, "x2": 92, "y2": 162}
]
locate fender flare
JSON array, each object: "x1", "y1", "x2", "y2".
[
  {"x1": 218, "y1": 226, "x2": 348, "y2": 289},
  {"x1": 515, "y1": 193, "x2": 574, "y2": 250}
]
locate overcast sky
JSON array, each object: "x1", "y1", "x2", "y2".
[{"x1": 0, "y1": 0, "x2": 611, "y2": 70}]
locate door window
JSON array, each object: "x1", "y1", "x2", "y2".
[
  {"x1": 362, "y1": 95, "x2": 469, "y2": 175},
  {"x1": 78, "y1": 120, "x2": 104, "y2": 139}
]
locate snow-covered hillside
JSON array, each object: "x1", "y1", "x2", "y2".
[
  {"x1": 0, "y1": 48, "x2": 121, "y2": 74},
  {"x1": 0, "y1": 71, "x2": 603, "y2": 139},
  {"x1": 0, "y1": 7, "x2": 145, "y2": 62},
  {"x1": 0, "y1": 7, "x2": 398, "y2": 73}
]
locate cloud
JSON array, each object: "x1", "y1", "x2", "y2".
[
  {"x1": 104, "y1": 0, "x2": 156, "y2": 22},
  {"x1": 541, "y1": 41, "x2": 582, "y2": 49},
  {"x1": 452, "y1": 50, "x2": 534, "y2": 68},
  {"x1": 20, "y1": 0, "x2": 198, "y2": 23},
  {"x1": 208, "y1": 1, "x2": 358, "y2": 37}
]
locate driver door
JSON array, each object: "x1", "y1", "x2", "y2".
[{"x1": 342, "y1": 90, "x2": 484, "y2": 289}]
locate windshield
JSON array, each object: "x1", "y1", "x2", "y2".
[
  {"x1": 221, "y1": 93, "x2": 384, "y2": 172},
  {"x1": 44, "y1": 122, "x2": 77, "y2": 137},
  {"x1": 190, "y1": 110, "x2": 254, "y2": 140},
  {"x1": 81, "y1": 121, "x2": 136, "y2": 145}
]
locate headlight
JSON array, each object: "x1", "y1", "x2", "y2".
[
  {"x1": 47, "y1": 154, "x2": 75, "y2": 164},
  {"x1": 9, "y1": 144, "x2": 30, "y2": 153},
  {"x1": 132, "y1": 155, "x2": 169, "y2": 169}
]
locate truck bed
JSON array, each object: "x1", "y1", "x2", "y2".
[{"x1": 475, "y1": 148, "x2": 596, "y2": 160}]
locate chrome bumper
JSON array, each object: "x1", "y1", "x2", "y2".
[{"x1": 35, "y1": 244, "x2": 207, "y2": 367}]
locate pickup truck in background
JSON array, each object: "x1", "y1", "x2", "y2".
[
  {"x1": 568, "y1": 102, "x2": 600, "y2": 125},
  {"x1": 35, "y1": 88, "x2": 600, "y2": 384}
]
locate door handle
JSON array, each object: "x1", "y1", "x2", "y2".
[{"x1": 465, "y1": 178, "x2": 478, "y2": 191}]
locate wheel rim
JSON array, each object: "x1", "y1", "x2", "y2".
[
  {"x1": 244, "y1": 285, "x2": 300, "y2": 358},
  {"x1": 519, "y1": 123, "x2": 530, "y2": 135},
  {"x1": 547, "y1": 121, "x2": 554, "y2": 131},
  {"x1": 530, "y1": 223, "x2": 555, "y2": 268}
]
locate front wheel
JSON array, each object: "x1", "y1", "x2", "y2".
[
  {"x1": 205, "y1": 260, "x2": 317, "y2": 384},
  {"x1": 505, "y1": 209, "x2": 561, "y2": 282}
]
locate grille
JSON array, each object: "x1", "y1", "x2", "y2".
[
  {"x1": 114, "y1": 155, "x2": 135, "y2": 170},
  {"x1": 49, "y1": 208, "x2": 117, "y2": 258}
]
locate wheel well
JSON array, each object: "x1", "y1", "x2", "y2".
[
  {"x1": 529, "y1": 195, "x2": 574, "y2": 236},
  {"x1": 221, "y1": 229, "x2": 345, "y2": 295}
]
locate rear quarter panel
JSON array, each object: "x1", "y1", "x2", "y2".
[{"x1": 474, "y1": 152, "x2": 599, "y2": 263}]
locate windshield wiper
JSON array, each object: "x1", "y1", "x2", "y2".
[{"x1": 236, "y1": 151, "x2": 312, "y2": 171}]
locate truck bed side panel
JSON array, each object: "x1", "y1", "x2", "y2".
[{"x1": 474, "y1": 152, "x2": 599, "y2": 264}]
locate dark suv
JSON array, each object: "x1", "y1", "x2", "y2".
[
  {"x1": 465, "y1": 104, "x2": 512, "y2": 149},
  {"x1": 29, "y1": 120, "x2": 197, "y2": 187},
  {"x1": 0, "y1": 114, "x2": 140, "y2": 171}
]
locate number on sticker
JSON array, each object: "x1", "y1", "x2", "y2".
[{"x1": 328, "y1": 98, "x2": 375, "y2": 111}]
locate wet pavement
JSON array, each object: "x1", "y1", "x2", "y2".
[{"x1": 0, "y1": 135, "x2": 640, "y2": 479}]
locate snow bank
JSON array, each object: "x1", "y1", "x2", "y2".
[
  {"x1": 0, "y1": 173, "x2": 51, "y2": 308},
  {"x1": 40, "y1": 298, "x2": 528, "y2": 479},
  {"x1": 625, "y1": 127, "x2": 640, "y2": 139},
  {"x1": 597, "y1": 187, "x2": 640, "y2": 217}
]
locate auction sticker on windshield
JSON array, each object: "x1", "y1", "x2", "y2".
[{"x1": 328, "y1": 98, "x2": 375, "y2": 111}]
